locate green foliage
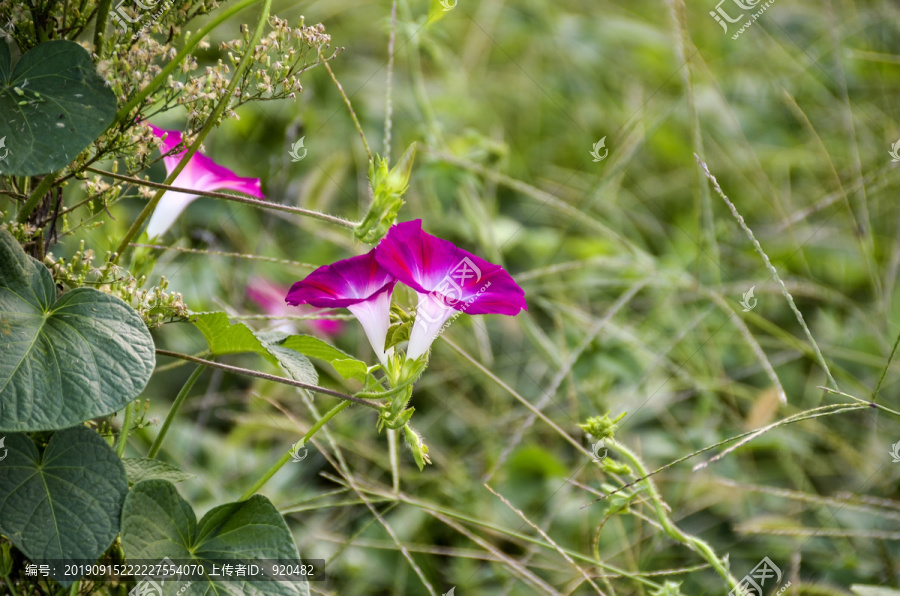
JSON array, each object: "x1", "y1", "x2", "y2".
[
  {"x1": 0, "y1": 40, "x2": 116, "y2": 176},
  {"x1": 121, "y1": 480, "x2": 309, "y2": 596},
  {"x1": 579, "y1": 411, "x2": 626, "y2": 441},
  {"x1": 0, "y1": 229, "x2": 154, "y2": 431},
  {"x1": 355, "y1": 143, "x2": 416, "y2": 244},
  {"x1": 0, "y1": 426, "x2": 128, "y2": 584},
  {"x1": 122, "y1": 458, "x2": 195, "y2": 485}
]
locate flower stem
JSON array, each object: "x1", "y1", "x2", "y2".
[
  {"x1": 607, "y1": 438, "x2": 741, "y2": 591},
  {"x1": 319, "y1": 49, "x2": 372, "y2": 161},
  {"x1": 154, "y1": 349, "x2": 383, "y2": 409},
  {"x1": 16, "y1": 172, "x2": 59, "y2": 224},
  {"x1": 92, "y1": 0, "x2": 112, "y2": 56},
  {"x1": 111, "y1": 0, "x2": 275, "y2": 264},
  {"x1": 239, "y1": 400, "x2": 351, "y2": 500},
  {"x1": 85, "y1": 167, "x2": 357, "y2": 228},
  {"x1": 148, "y1": 364, "x2": 205, "y2": 459},
  {"x1": 115, "y1": 401, "x2": 135, "y2": 457}
]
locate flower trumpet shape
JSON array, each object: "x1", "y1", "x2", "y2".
[
  {"x1": 375, "y1": 220, "x2": 527, "y2": 360},
  {"x1": 285, "y1": 250, "x2": 396, "y2": 364},
  {"x1": 144, "y1": 123, "x2": 265, "y2": 238}
]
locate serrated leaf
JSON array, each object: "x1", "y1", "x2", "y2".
[
  {"x1": 191, "y1": 312, "x2": 318, "y2": 386},
  {"x1": 0, "y1": 40, "x2": 117, "y2": 176},
  {"x1": 0, "y1": 229, "x2": 155, "y2": 431},
  {"x1": 0, "y1": 426, "x2": 129, "y2": 585},
  {"x1": 121, "y1": 480, "x2": 309, "y2": 596},
  {"x1": 122, "y1": 458, "x2": 195, "y2": 485},
  {"x1": 332, "y1": 358, "x2": 369, "y2": 382}
]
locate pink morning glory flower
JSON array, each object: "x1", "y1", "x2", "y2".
[
  {"x1": 144, "y1": 123, "x2": 265, "y2": 238},
  {"x1": 375, "y1": 220, "x2": 527, "y2": 360},
  {"x1": 247, "y1": 277, "x2": 344, "y2": 337},
  {"x1": 286, "y1": 250, "x2": 397, "y2": 364}
]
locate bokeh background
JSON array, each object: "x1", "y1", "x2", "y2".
[{"x1": 82, "y1": 0, "x2": 900, "y2": 593}]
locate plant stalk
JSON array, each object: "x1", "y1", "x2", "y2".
[
  {"x1": 147, "y1": 364, "x2": 205, "y2": 459},
  {"x1": 239, "y1": 400, "x2": 351, "y2": 500}
]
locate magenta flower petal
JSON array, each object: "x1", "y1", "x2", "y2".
[
  {"x1": 286, "y1": 250, "x2": 396, "y2": 363},
  {"x1": 375, "y1": 220, "x2": 527, "y2": 316},
  {"x1": 144, "y1": 123, "x2": 265, "y2": 238}
]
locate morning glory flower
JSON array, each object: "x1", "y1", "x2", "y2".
[
  {"x1": 375, "y1": 220, "x2": 527, "y2": 360},
  {"x1": 144, "y1": 123, "x2": 265, "y2": 238},
  {"x1": 286, "y1": 250, "x2": 396, "y2": 364},
  {"x1": 247, "y1": 277, "x2": 344, "y2": 337}
]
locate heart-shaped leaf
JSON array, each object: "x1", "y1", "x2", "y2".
[
  {"x1": 0, "y1": 426, "x2": 129, "y2": 584},
  {"x1": 0, "y1": 40, "x2": 117, "y2": 176},
  {"x1": 0, "y1": 229, "x2": 155, "y2": 431},
  {"x1": 121, "y1": 480, "x2": 310, "y2": 596}
]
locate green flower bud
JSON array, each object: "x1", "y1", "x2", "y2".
[
  {"x1": 602, "y1": 459, "x2": 632, "y2": 476},
  {"x1": 402, "y1": 424, "x2": 431, "y2": 471},
  {"x1": 580, "y1": 412, "x2": 626, "y2": 441},
  {"x1": 355, "y1": 143, "x2": 416, "y2": 244},
  {"x1": 650, "y1": 581, "x2": 685, "y2": 596}
]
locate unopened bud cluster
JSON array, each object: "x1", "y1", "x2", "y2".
[{"x1": 45, "y1": 242, "x2": 189, "y2": 328}]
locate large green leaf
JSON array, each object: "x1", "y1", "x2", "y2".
[
  {"x1": 0, "y1": 40, "x2": 117, "y2": 176},
  {"x1": 121, "y1": 480, "x2": 310, "y2": 596},
  {"x1": 0, "y1": 229, "x2": 155, "y2": 431},
  {"x1": 0, "y1": 426, "x2": 129, "y2": 584},
  {"x1": 191, "y1": 312, "x2": 331, "y2": 386}
]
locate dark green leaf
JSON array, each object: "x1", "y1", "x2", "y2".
[
  {"x1": 0, "y1": 426, "x2": 129, "y2": 584},
  {"x1": 121, "y1": 480, "x2": 309, "y2": 596},
  {"x1": 0, "y1": 229, "x2": 155, "y2": 431},
  {"x1": 0, "y1": 40, "x2": 117, "y2": 176}
]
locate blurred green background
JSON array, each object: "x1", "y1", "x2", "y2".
[{"x1": 74, "y1": 0, "x2": 900, "y2": 593}]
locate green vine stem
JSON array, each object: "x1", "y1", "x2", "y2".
[
  {"x1": 147, "y1": 364, "x2": 205, "y2": 459},
  {"x1": 16, "y1": 171, "x2": 59, "y2": 223},
  {"x1": 111, "y1": 0, "x2": 275, "y2": 264},
  {"x1": 115, "y1": 401, "x2": 135, "y2": 457},
  {"x1": 155, "y1": 349, "x2": 382, "y2": 409},
  {"x1": 85, "y1": 167, "x2": 357, "y2": 228},
  {"x1": 606, "y1": 438, "x2": 741, "y2": 591},
  {"x1": 240, "y1": 400, "x2": 351, "y2": 500},
  {"x1": 92, "y1": 0, "x2": 113, "y2": 55}
]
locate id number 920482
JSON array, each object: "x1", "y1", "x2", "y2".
[{"x1": 272, "y1": 564, "x2": 315, "y2": 577}]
